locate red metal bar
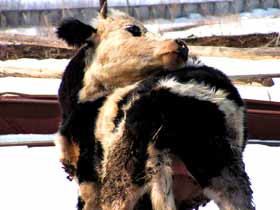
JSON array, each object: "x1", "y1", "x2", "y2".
[
  {"x1": 1, "y1": 95, "x2": 280, "y2": 141},
  {"x1": 0, "y1": 94, "x2": 60, "y2": 134}
]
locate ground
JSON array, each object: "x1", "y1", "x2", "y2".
[{"x1": 0, "y1": 144, "x2": 279, "y2": 210}]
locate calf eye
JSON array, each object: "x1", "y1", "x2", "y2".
[{"x1": 125, "y1": 25, "x2": 141, "y2": 37}]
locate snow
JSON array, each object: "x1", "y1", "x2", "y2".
[
  {"x1": 243, "y1": 8, "x2": 280, "y2": 18},
  {"x1": 2, "y1": 27, "x2": 43, "y2": 37},
  {"x1": 162, "y1": 15, "x2": 280, "y2": 39},
  {"x1": 196, "y1": 57, "x2": 280, "y2": 101},
  {"x1": 189, "y1": 13, "x2": 204, "y2": 20},
  {"x1": 0, "y1": 144, "x2": 279, "y2": 210},
  {"x1": 0, "y1": 57, "x2": 280, "y2": 101},
  {"x1": 0, "y1": 58, "x2": 67, "y2": 71},
  {"x1": 1, "y1": 56, "x2": 279, "y2": 101},
  {"x1": 199, "y1": 57, "x2": 280, "y2": 77},
  {"x1": 0, "y1": 77, "x2": 60, "y2": 95},
  {"x1": 235, "y1": 78, "x2": 280, "y2": 102},
  {"x1": 0, "y1": 146, "x2": 78, "y2": 210},
  {"x1": 145, "y1": 7, "x2": 280, "y2": 38},
  {"x1": 0, "y1": 58, "x2": 66, "y2": 95}
]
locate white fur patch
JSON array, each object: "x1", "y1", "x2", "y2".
[{"x1": 186, "y1": 55, "x2": 204, "y2": 67}]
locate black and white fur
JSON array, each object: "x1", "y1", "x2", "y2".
[
  {"x1": 59, "y1": 63, "x2": 254, "y2": 210},
  {"x1": 55, "y1": 16, "x2": 254, "y2": 210},
  {"x1": 93, "y1": 65, "x2": 254, "y2": 210}
]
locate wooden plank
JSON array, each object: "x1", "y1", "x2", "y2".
[
  {"x1": 0, "y1": 33, "x2": 69, "y2": 49},
  {"x1": 1, "y1": 63, "x2": 279, "y2": 82},
  {"x1": 233, "y1": 78, "x2": 275, "y2": 87},
  {"x1": 189, "y1": 46, "x2": 280, "y2": 60},
  {"x1": 0, "y1": 66, "x2": 279, "y2": 84},
  {"x1": 231, "y1": 74, "x2": 280, "y2": 80},
  {"x1": 159, "y1": 19, "x2": 220, "y2": 33}
]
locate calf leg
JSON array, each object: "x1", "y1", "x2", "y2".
[
  {"x1": 54, "y1": 133, "x2": 79, "y2": 180},
  {"x1": 203, "y1": 156, "x2": 255, "y2": 210},
  {"x1": 55, "y1": 133, "x2": 101, "y2": 210},
  {"x1": 147, "y1": 146, "x2": 176, "y2": 210},
  {"x1": 79, "y1": 182, "x2": 100, "y2": 210}
]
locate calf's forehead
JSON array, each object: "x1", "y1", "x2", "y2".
[{"x1": 96, "y1": 13, "x2": 146, "y2": 34}]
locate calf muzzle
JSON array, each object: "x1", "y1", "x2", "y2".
[{"x1": 175, "y1": 39, "x2": 189, "y2": 61}]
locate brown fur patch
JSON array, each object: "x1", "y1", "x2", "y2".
[
  {"x1": 79, "y1": 182, "x2": 100, "y2": 210},
  {"x1": 95, "y1": 83, "x2": 140, "y2": 181},
  {"x1": 54, "y1": 133, "x2": 80, "y2": 173},
  {"x1": 95, "y1": 83, "x2": 138, "y2": 141},
  {"x1": 79, "y1": 11, "x2": 187, "y2": 102}
]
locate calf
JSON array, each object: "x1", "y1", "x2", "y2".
[
  {"x1": 55, "y1": 3, "x2": 254, "y2": 210},
  {"x1": 55, "y1": 8, "x2": 193, "y2": 210}
]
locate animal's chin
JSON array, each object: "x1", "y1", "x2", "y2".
[{"x1": 161, "y1": 52, "x2": 188, "y2": 71}]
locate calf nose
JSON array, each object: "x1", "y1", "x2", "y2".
[{"x1": 175, "y1": 39, "x2": 189, "y2": 61}]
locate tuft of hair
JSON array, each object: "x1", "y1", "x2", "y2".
[{"x1": 56, "y1": 18, "x2": 96, "y2": 47}]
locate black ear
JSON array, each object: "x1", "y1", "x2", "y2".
[{"x1": 56, "y1": 18, "x2": 97, "y2": 47}]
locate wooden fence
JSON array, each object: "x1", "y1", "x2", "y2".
[{"x1": 0, "y1": 0, "x2": 279, "y2": 27}]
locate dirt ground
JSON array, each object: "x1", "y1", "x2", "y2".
[{"x1": 0, "y1": 33, "x2": 279, "y2": 60}]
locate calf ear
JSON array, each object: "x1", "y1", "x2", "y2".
[{"x1": 57, "y1": 18, "x2": 97, "y2": 47}]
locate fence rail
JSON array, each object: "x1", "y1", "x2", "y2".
[
  {"x1": 1, "y1": 0, "x2": 233, "y2": 11},
  {"x1": 0, "y1": 0, "x2": 279, "y2": 27}
]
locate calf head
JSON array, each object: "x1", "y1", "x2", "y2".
[{"x1": 57, "y1": 11, "x2": 188, "y2": 102}]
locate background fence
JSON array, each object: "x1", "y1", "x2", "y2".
[{"x1": 0, "y1": 0, "x2": 279, "y2": 27}]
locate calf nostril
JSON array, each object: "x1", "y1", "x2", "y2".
[{"x1": 175, "y1": 39, "x2": 189, "y2": 60}]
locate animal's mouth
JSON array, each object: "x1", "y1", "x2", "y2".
[
  {"x1": 162, "y1": 50, "x2": 188, "y2": 61},
  {"x1": 161, "y1": 49, "x2": 188, "y2": 69}
]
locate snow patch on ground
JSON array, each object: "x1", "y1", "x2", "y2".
[
  {"x1": 0, "y1": 58, "x2": 68, "y2": 70},
  {"x1": 0, "y1": 144, "x2": 279, "y2": 210},
  {"x1": 163, "y1": 16, "x2": 280, "y2": 39},
  {"x1": 0, "y1": 146, "x2": 78, "y2": 210},
  {"x1": 146, "y1": 8, "x2": 280, "y2": 38},
  {"x1": 200, "y1": 57, "x2": 280, "y2": 77}
]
